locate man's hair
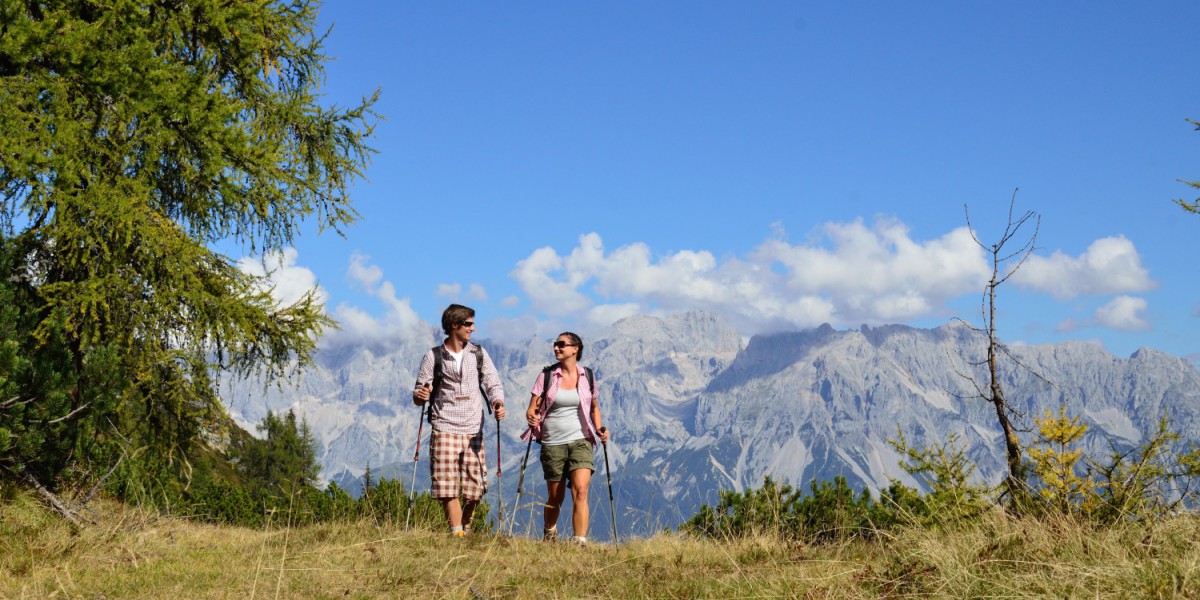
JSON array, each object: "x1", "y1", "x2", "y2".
[
  {"x1": 559, "y1": 331, "x2": 584, "y2": 362},
  {"x1": 441, "y1": 304, "x2": 475, "y2": 335}
]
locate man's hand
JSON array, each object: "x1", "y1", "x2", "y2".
[
  {"x1": 413, "y1": 383, "x2": 431, "y2": 404},
  {"x1": 493, "y1": 402, "x2": 506, "y2": 421}
]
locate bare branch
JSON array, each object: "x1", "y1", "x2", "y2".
[
  {"x1": 945, "y1": 349, "x2": 987, "y2": 400},
  {"x1": 9, "y1": 468, "x2": 93, "y2": 527},
  {"x1": 950, "y1": 316, "x2": 983, "y2": 333},
  {"x1": 42, "y1": 402, "x2": 91, "y2": 425},
  {"x1": 964, "y1": 204, "x2": 985, "y2": 248},
  {"x1": 0, "y1": 395, "x2": 33, "y2": 410},
  {"x1": 80, "y1": 449, "x2": 126, "y2": 506},
  {"x1": 996, "y1": 344, "x2": 1059, "y2": 391}
]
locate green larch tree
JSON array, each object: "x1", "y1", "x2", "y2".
[{"x1": 0, "y1": 0, "x2": 376, "y2": 499}]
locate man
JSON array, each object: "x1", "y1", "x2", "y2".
[{"x1": 413, "y1": 304, "x2": 506, "y2": 536}]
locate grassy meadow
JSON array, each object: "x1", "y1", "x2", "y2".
[{"x1": 2, "y1": 493, "x2": 1198, "y2": 599}]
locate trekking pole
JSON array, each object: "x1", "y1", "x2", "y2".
[
  {"x1": 599, "y1": 427, "x2": 618, "y2": 543},
  {"x1": 495, "y1": 412, "x2": 504, "y2": 532},
  {"x1": 509, "y1": 397, "x2": 541, "y2": 536},
  {"x1": 509, "y1": 431, "x2": 534, "y2": 536},
  {"x1": 405, "y1": 397, "x2": 430, "y2": 530}
]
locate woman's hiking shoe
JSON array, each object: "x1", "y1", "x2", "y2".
[{"x1": 543, "y1": 527, "x2": 557, "y2": 542}]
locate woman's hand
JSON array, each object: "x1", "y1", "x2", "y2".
[
  {"x1": 526, "y1": 407, "x2": 539, "y2": 428},
  {"x1": 597, "y1": 426, "x2": 610, "y2": 443}
]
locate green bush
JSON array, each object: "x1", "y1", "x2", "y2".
[
  {"x1": 887, "y1": 430, "x2": 991, "y2": 527},
  {"x1": 683, "y1": 475, "x2": 907, "y2": 543}
]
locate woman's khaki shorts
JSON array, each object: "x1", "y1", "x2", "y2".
[{"x1": 540, "y1": 439, "x2": 594, "y2": 481}]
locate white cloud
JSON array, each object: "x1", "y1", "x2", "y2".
[
  {"x1": 755, "y1": 219, "x2": 987, "y2": 303},
  {"x1": 237, "y1": 248, "x2": 327, "y2": 308},
  {"x1": 585, "y1": 303, "x2": 642, "y2": 330},
  {"x1": 1094, "y1": 296, "x2": 1151, "y2": 331},
  {"x1": 435, "y1": 283, "x2": 462, "y2": 298},
  {"x1": 509, "y1": 220, "x2": 991, "y2": 333},
  {"x1": 487, "y1": 314, "x2": 559, "y2": 345},
  {"x1": 1055, "y1": 296, "x2": 1151, "y2": 333},
  {"x1": 1013, "y1": 236, "x2": 1155, "y2": 299},
  {"x1": 1055, "y1": 317, "x2": 1082, "y2": 333},
  {"x1": 511, "y1": 246, "x2": 592, "y2": 316},
  {"x1": 347, "y1": 251, "x2": 383, "y2": 291},
  {"x1": 436, "y1": 282, "x2": 487, "y2": 302},
  {"x1": 305, "y1": 218, "x2": 1159, "y2": 354},
  {"x1": 466, "y1": 283, "x2": 488, "y2": 301},
  {"x1": 324, "y1": 254, "x2": 425, "y2": 350}
]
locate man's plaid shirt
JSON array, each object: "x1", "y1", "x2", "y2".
[{"x1": 413, "y1": 342, "x2": 505, "y2": 435}]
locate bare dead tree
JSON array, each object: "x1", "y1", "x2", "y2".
[{"x1": 961, "y1": 191, "x2": 1040, "y2": 505}]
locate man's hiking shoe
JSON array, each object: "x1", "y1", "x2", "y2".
[
  {"x1": 543, "y1": 527, "x2": 557, "y2": 542},
  {"x1": 572, "y1": 536, "x2": 587, "y2": 545},
  {"x1": 452, "y1": 530, "x2": 466, "y2": 538}
]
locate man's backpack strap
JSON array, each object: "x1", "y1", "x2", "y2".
[
  {"x1": 428, "y1": 346, "x2": 443, "y2": 423},
  {"x1": 431, "y1": 346, "x2": 443, "y2": 395},
  {"x1": 474, "y1": 344, "x2": 492, "y2": 414}
]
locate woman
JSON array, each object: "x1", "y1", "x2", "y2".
[{"x1": 523, "y1": 332, "x2": 610, "y2": 544}]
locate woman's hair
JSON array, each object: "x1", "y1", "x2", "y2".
[
  {"x1": 441, "y1": 304, "x2": 475, "y2": 335},
  {"x1": 558, "y1": 331, "x2": 584, "y2": 362}
]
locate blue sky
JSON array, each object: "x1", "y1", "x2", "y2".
[{"x1": 243, "y1": 2, "x2": 1200, "y2": 361}]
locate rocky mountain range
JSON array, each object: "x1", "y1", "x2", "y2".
[{"x1": 220, "y1": 311, "x2": 1200, "y2": 538}]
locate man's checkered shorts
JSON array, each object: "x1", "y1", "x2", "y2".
[{"x1": 430, "y1": 430, "x2": 488, "y2": 501}]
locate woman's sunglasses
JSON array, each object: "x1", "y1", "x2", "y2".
[{"x1": 553, "y1": 341, "x2": 577, "y2": 348}]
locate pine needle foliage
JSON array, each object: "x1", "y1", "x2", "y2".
[
  {"x1": 683, "y1": 475, "x2": 907, "y2": 543},
  {"x1": 0, "y1": 0, "x2": 376, "y2": 497},
  {"x1": 1028, "y1": 404, "x2": 1094, "y2": 516},
  {"x1": 888, "y1": 429, "x2": 991, "y2": 526},
  {"x1": 237, "y1": 409, "x2": 320, "y2": 499},
  {"x1": 0, "y1": 239, "x2": 124, "y2": 490},
  {"x1": 1084, "y1": 416, "x2": 1200, "y2": 524}
]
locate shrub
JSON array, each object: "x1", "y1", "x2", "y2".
[
  {"x1": 684, "y1": 475, "x2": 896, "y2": 543},
  {"x1": 887, "y1": 430, "x2": 991, "y2": 527}
]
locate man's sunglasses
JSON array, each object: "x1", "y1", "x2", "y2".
[{"x1": 459, "y1": 321, "x2": 474, "y2": 328}]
